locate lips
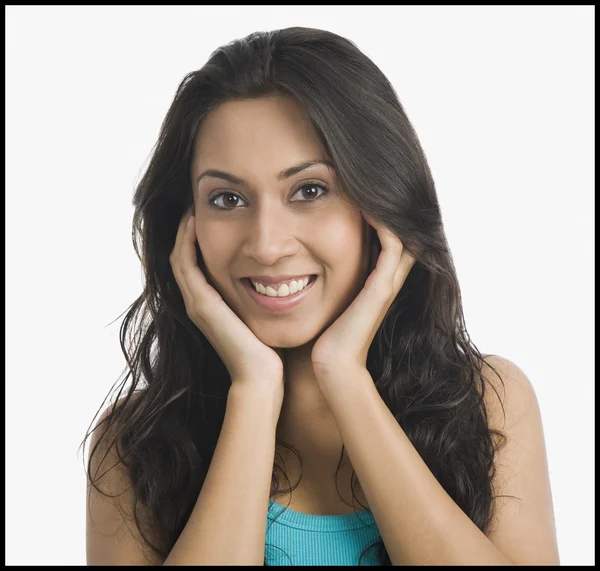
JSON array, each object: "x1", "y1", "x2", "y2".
[
  {"x1": 244, "y1": 275, "x2": 316, "y2": 294},
  {"x1": 245, "y1": 274, "x2": 316, "y2": 290},
  {"x1": 241, "y1": 275, "x2": 318, "y2": 312}
]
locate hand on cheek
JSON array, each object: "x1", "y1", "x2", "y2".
[{"x1": 311, "y1": 213, "x2": 416, "y2": 381}]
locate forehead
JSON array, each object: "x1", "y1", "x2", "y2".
[{"x1": 192, "y1": 96, "x2": 327, "y2": 170}]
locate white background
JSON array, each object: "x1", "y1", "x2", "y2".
[{"x1": 6, "y1": 5, "x2": 594, "y2": 566}]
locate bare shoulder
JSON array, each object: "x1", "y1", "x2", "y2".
[
  {"x1": 479, "y1": 355, "x2": 538, "y2": 431},
  {"x1": 86, "y1": 394, "x2": 163, "y2": 565},
  {"x1": 478, "y1": 354, "x2": 560, "y2": 565}
]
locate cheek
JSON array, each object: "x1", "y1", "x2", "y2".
[
  {"x1": 195, "y1": 224, "x2": 231, "y2": 264},
  {"x1": 317, "y1": 213, "x2": 363, "y2": 249},
  {"x1": 193, "y1": 227, "x2": 233, "y2": 288},
  {"x1": 317, "y1": 221, "x2": 366, "y2": 276}
]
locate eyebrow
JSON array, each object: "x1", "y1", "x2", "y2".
[{"x1": 196, "y1": 159, "x2": 335, "y2": 187}]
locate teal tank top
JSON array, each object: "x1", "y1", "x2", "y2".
[{"x1": 265, "y1": 499, "x2": 383, "y2": 566}]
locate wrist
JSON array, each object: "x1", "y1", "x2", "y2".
[{"x1": 228, "y1": 379, "x2": 284, "y2": 418}]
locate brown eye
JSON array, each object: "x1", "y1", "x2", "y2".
[
  {"x1": 207, "y1": 182, "x2": 329, "y2": 211},
  {"x1": 208, "y1": 192, "x2": 247, "y2": 210},
  {"x1": 293, "y1": 183, "x2": 328, "y2": 202}
]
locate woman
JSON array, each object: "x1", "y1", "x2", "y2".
[{"x1": 83, "y1": 27, "x2": 560, "y2": 565}]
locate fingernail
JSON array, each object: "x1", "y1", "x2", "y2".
[{"x1": 187, "y1": 217, "x2": 194, "y2": 229}]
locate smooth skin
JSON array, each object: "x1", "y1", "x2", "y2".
[
  {"x1": 309, "y1": 210, "x2": 416, "y2": 380},
  {"x1": 190, "y1": 95, "x2": 378, "y2": 500},
  {"x1": 170, "y1": 212, "x2": 286, "y2": 392},
  {"x1": 186, "y1": 94, "x2": 559, "y2": 563},
  {"x1": 87, "y1": 95, "x2": 560, "y2": 564}
]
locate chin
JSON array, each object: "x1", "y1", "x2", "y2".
[{"x1": 251, "y1": 322, "x2": 318, "y2": 349}]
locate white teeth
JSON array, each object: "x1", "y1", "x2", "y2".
[{"x1": 252, "y1": 276, "x2": 311, "y2": 297}]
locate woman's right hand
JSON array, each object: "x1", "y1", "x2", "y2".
[{"x1": 170, "y1": 210, "x2": 285, "y2": 390}]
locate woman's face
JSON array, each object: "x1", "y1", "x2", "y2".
[{"x1": 190, "y1": 95, "x2": 373, "y2": 349}]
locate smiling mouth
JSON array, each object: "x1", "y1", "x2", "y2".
[
  {"x1": 243, "y1": 275, "x2": 317, "y2": 296},
  {"x1": 241, "y1": 275, "x2": 318, "y2": 312}
]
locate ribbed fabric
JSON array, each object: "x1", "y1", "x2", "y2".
[{"x1": 264, "y1": 499, "x2": 383, "y2": 566}]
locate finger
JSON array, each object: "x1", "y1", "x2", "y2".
[
  {"x1": 362, "y1": 213, "x2": 404, "y2": 297},
  {"x1": 170, "y1": 209, "x2": 193, "y2": 265},
  {"x1": 178, "y1": 214, "x2": 217, "y2": 307},
  {"x1": 170, "y1": 212, "x2": 195, "y2": 303},
  {"x1": 392, "y1": 250, "x2": 416, "y2": 292}
]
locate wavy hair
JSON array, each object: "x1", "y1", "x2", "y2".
[{"x1": 81, "y1": 26, "x2": 511, "y2": 566}]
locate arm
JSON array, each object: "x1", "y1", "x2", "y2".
[
  {"x1": 86, "y1": 382, "x2": 282, "y2": 566},
  {"x1": 164, "y1": 382, "x2": 281, "y2": 565},
  {"x1": 316, "y1": 357, "x2": 560, "y2": 566}
]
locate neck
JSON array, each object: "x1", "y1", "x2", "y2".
[{"x1": 275, "y1": 341, "x2": 346, "y2": 472}]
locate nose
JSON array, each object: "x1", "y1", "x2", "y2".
[{"x1": 240, "y1": 204, "x2": 301, "y2": 265}]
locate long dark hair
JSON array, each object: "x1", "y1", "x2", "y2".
[{"x1": 81, "y1": 26, "x2": 510, "y2": 565}]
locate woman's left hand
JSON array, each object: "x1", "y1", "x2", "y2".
[{"x1": 311, "y1": 213, "x2": 417, "y2": 383}]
